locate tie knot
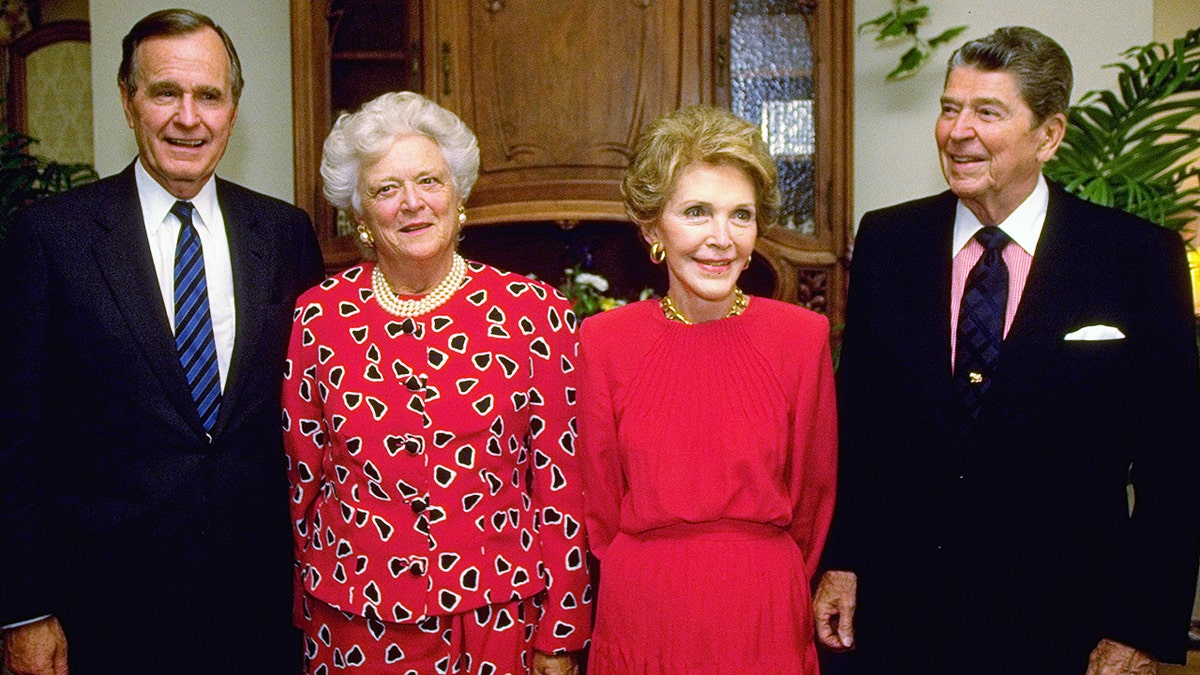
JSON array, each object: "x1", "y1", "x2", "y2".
[
  {"x1": 171, "y1": 200, "x2": 194, "y2": 225},
  {"x1": 974, "y1": 226, "x2": 1010, "y2": 252}
]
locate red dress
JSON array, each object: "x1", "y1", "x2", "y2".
[
  {"x1": 283, "y1": 261, "x2": 592, "y2": 666},
  {"x1": 578, "y1": 298, "x2": 837, "y2": 674}
]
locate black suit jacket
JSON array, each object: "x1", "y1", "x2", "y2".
[
  {"x1": 824, "y1": 182, "x2": 1200, "y2": 674},
  {"x1": 0, "y1": 164, "x2": 324, "y2": 672}
]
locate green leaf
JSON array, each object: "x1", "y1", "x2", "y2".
[
  {"x1": 928, "y1": 25, "x2": 968, "y2": 48},
  {"x1": 887, "y1": 45, "x2": 930, "y2": 80},
  {"x1": 857, "y1": 10, "x2": 896, "y2": 34}
]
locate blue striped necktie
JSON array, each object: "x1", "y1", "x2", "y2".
[
  {"x1": 954, "y1": 226, "x2": 1010, "y2": 426},
  {"x1": 172, "y1": 200, "x2": 222, "y2": 432}
]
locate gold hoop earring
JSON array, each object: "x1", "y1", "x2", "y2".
[
  {"x1": 650, "y1": 240, "x2": 666, "y2": 264},
  {"x1": 357, "y1": 225, "x2": 375, "y2": 248}
]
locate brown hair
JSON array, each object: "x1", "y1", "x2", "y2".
[{"x1": 621, "y1": 105, "x2": 779, "y2": 234}]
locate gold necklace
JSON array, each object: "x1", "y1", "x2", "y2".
[
  {"x1": 371, "y1": 254, "x2": 467, "y2": 317},
  {"x1": 659, "y1": 288, "x2": 749, "y2": 325}
]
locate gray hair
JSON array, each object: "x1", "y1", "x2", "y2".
[
  {"x1": 120, "y1": 9, "x2": 244, "y2": 103},
  {"x1": 947, "y1": 26, "x2": 1073, "y2": 123},
  {"x1": 321, "y1": 91, "x2": 480, "y2": 215}
]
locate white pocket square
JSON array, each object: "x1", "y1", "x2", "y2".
[{"x1": 1064, "y1": 324, "x2": 1125, "y2": 341}]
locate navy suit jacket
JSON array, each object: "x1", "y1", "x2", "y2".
[
  {"x1": 824, "y1": 181, "x2": 1200, "y2": 674},
  {"x1": 0, "y1": 163, "x2": 324, "y2": 672}
]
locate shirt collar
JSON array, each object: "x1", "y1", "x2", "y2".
[
  {"x1": 134, "y1": 160, "x2": 220, "y2": 235},
  {"x1": 952, "y1": 173, "x2": 1048, "y2": 257}
]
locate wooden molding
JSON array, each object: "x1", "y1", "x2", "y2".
[{"x1": 6, "y1": 20, "x2": 89, "y2": 134}]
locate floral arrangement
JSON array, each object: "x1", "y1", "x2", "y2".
[{"x1": 558, "y1": 264, "x2": 653, "y2": 318}]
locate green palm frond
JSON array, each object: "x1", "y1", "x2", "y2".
[
  {"x1": 0, "y1": 127, "x2": 97, "y2": 243},
  {"x1": 1045, "y1": 27, "x2": 1200, "y2": 234}
]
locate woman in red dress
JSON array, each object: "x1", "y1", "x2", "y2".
[
  {"x1": 284, "y1": 92, "x2": 591, "y2": 675},
  {"x1": 579, "y1": 106, "x2": 837, "y2": 674}
]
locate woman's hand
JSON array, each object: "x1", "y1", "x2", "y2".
[{"x1": 531, "y1": 650, "x2": 579, "y2": 675}]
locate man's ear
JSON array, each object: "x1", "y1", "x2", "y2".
[
  {"x1": 119, "y1": 83, "x2": 136, "y2": 129},
  {"x1": 1037, "y1": 112, "x2": 1067, "y2": 163}
]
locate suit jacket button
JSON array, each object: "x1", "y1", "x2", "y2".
[
  {"x1": 411, "y1": 499, "x2": 427, "y2": 514},
  {"x1": 410, "y1": 562, "x2": 425, "y2": 576},
  {"x1": 405, "y1": 439, "x2": 422, "y2": 455}
]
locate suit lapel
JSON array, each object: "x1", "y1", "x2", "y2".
[
  {"x1": 901, "y1": 192, "x2": 960, "y2": 432},
  {"x1": 213, "y1": 180, "x2": 271, "y2": 435},
  {"x1": 91, "y1": 165, "x2": 200, "y2": 426},
  {"x1": 988, "y1": 184, "x2": 1106, "y2": 409}
]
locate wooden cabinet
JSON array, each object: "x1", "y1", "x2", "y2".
[
  {"x1": 291, "y1": 0, "x2": 851, "y2": 326},
  {"x1": 431, "y1": 0, "x2": 716, "y2": 224}
]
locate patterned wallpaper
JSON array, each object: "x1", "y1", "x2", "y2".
[{"x1": 25, "y1": 39, "x2": 93, "y2": 165}]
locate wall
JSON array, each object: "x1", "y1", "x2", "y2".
[
  {"x1": 83, "y1": 2, "x2": 1178, "y2": 214},
  {"x1": 88, "y1": 0, "x2": 294, "y2": 202},
  {"x1": 852, "y1": 0, "x2": 1156, "y2": 227}
]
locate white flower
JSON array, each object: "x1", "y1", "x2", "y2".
[{"x1": 573, "y1": 272, "x2": 609, "y2": 292}]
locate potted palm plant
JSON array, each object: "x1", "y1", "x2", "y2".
[
  {"x1": 1044, "y1": 27, "x2": 1200, "y2": 233},
  {"x1": 1, "y1": 124, "x2": 97, "y2": 243},
  {"x1": 1043, "y1": 27, "x2": 1200, "y2": 348}
]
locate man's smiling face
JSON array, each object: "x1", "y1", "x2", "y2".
[{"x1": 120, "y1": 26, "x2": 238, "y2": 199}]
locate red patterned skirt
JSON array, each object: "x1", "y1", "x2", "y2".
[{"x1": 300, "y1": 593, "x2": 537, "y2": 674}]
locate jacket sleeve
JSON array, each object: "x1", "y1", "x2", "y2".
[
  {"x1": 0, "y1": 210, "x2": 53, "y2": 625},
  {"x1": 819, "y1": 214, "x2": 882, "y2": 575},
  {"x1": 281, "y1": 293, "x2": 331, "y2": 620},
  {"x1": 1104, "y1": 225, "x2": 1200, "y2": 663},
  {"x1": 527, "y1": 294, "x2": 593, "y2": 653}
]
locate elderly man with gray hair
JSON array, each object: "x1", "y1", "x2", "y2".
[
  {"x1": 0, "y1": 9, "x2": 322, "y2": 674},
  {"x1": 814, "y1": 26, "x2": 1200, "y2": 675}
]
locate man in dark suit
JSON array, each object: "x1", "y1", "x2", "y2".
[
  {"x1": 0, "y1": 9, "x2": 323, "y2": 673},
  {"x1": 814, "y1": 26, "x2": 1200, "y2": 675}
]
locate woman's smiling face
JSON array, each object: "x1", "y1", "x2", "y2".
[{"x1": 648, "y1": 161, "x2": 757, "y2": 322}]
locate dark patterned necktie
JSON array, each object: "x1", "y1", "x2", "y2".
[
  {"x1": 954, "y1": 226, "x2": 1010, "y2": 423},
  {"x1": 172, "y1": 201, "x2": 222, "y2": 432}
]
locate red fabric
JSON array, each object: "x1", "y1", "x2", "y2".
[
  {"x1": 284, "y1": 261, "x2": 592, "y2": 654},
  {"x1": 578, "y1": 298, "x2": 837, "y2": 674},
  {"x1": 301, "y1": 592, "x2": 537, "y2": 674}
]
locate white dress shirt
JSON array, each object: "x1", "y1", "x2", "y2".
[
  {"x1": 948, "y1": 174, "x2": 1049, "y2": 365},
  {"x1": 135, "y1": 161, "x2": 237, "y2": 388}
]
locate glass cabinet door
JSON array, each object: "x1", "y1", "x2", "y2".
[{"x1": 730, "y1": 0, "x2": 817, "y2": 235}]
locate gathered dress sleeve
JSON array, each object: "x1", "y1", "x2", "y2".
[{"x1": 785, "y1": 316, "x2": 838, "y2": 579}]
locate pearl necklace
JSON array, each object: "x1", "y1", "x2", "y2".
[
  {"x1": 371, "y1": 254, "x2": 467, "y2": 317},
  {"x1": 659, "y1": 288, "x2": 749, "y2": 325}
]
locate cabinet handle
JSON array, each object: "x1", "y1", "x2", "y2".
[
  {"x1": 716, "y1": 34, "x2": 728, "y2": 87},
  {"x1": 441, "y1": 42, "x2": 452, "y2": 96},
  {"x1": 411, "y1": 40, "x2": 421, "y2": 76}
]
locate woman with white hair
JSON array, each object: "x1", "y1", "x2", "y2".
[{"x1": 283, "y1": 91, "x2": 591, "y2": 675}]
